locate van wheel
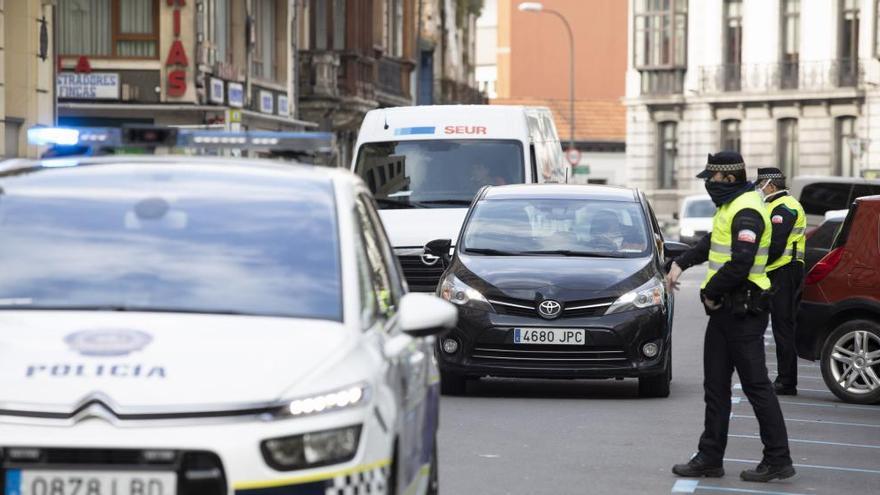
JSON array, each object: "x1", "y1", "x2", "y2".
[
  {"x1": 638, "y1": 350, "x2": 671, "y2": 398},
  {"x1": 820, "y1": 320, "x2": 880, "y2": 404},
  {"x1": 440, "y1": 371, "x2": 467, "y2": 396}
]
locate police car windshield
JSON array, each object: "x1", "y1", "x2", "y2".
[
  {"x1": 0, "y1": 164, "x2": 343, "y2": 321},
  {"x1": 354, "y1": 139, "x2": 524, "y2": 208},
  {"x1": 462, "y1": 198, "x2": 651, "y2": 258},
  {"x1": 684, "y1": 199, "x2": 716, "y2": 218}
]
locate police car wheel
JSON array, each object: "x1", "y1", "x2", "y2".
[
  {"x1": 638, "y1": 350, "x2": 671, "y2": 398},
  {"x1": 820, "y1": 320, "x2": 880, "y2": 405},
  {"x1": 440, "y1": 371, "x2": 467, "y2": 396}
]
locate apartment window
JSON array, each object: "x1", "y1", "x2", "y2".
[
  {"x1": 386, "y1": 0, "x2": 404, "y2": 57},
  {"x1": 835, "y1": 116, "x2": 857, "y2": 176},
  {"x1": 723, "y1": 0, "x2": 742, "y2": 91},
  {"x1": 58, "y1": 0, "x2": 159, "y2": 58},
  {"x1": 777, "y1": 119, "x2": 799, "y2": 179},
  {"x1": 780, "y1": 0, "x2": 800, "y2": 89},
  {"x1": 720, "y1": 120, "x2": 741, "y2": 152},
  {"x1": 839, "y1": 0, "x2": 860, "y2": 87},
  {"x1": 334, "y1": 0, "x2": 346, "y2": 50},
  {"x1": 633, "y1": 0, "x2": 688, "y2": 95},
  {"x1": 313, "y1": 0, "x2": 345, "y2": 51},
  {"x1": 253, "y1": 0, "x2": 276, "y2": 80},
  {"x1": 207, "y1": 0, "x2": 230, "y2": 64},
  {"x1": 657, "y1": 122, "x2": 678, "y2": 190}
]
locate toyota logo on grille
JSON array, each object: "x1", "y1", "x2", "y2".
[{"x1": 538, "y1": 300, "x2": 562, "y2": 319}]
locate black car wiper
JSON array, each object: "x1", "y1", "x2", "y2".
[
  {"x1": 519, "y1": 250, "x2": 626, "y2": 258},
  {"x1": 416, "y1": 199, "x2": 473, "y2": 206},
  {"x1": 464, "y1": 248, "x2": 521, "y2": 256},
  {"x1": 374, "y1": 197, "x2": 424, "y2": 209}
]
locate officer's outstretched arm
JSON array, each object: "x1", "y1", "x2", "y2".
[
  {"x1": 672, "y1": 233, "x2": 711, "y2": 271},
  {"x1": 703, "y1": 209, "x2": 765, "y2": 300}
]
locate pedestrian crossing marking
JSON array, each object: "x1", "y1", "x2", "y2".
[{"x1": 672, "y1": 480, "x2": 699, "y2": 493}]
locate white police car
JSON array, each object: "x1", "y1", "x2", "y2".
[{"x1": 0, "y1": 128, "x2": 455, "y2": 495}]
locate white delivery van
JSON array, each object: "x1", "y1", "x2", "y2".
[{"x1": 351, "y1": 105, "x2": 566, "y2": 291}]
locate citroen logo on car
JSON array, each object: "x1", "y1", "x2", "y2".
[{"x1": 538, "y1": 300, "x2": 562, "y2": 319}]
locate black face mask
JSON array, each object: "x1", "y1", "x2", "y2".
[{"x1": 705, "y1": 180, "x2": 753, "y2": 206}]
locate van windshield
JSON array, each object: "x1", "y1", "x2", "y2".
[
  {"x1": 354, "y1": 139, "x2": 524, "y2": 209},
  {"x1": 684, "y1": 199, "x2": 716, "y2": 218}
]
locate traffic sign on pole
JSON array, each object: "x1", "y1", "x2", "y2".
[{"x1": 565, "y1": 147, "x2": 581, "y2": 166}]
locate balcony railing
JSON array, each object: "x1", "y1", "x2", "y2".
[
  {"x1": 439, "y1": 78, "x2": 487, "y2": 104},
  {"x1": 699, "y1": 59, "x2": 864, "y2": 94},
  {"x1": 298, "y1": 50, "x2": 377, "y2": 102},
  {"x1": 377, "y1": 57, "x2": 414, "y2": 102},
  {"x1": 639, "y1": 69, "x2": 686, "y2": 96}
]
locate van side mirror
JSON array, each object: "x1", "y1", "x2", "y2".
[
  {"x1": 672, "y1": 212, "x2": 680, "y2": 220},
  {"x1": 663, "y1": 241, "x2": 689, "y2": 261},
  {"x1": 425, "y1": 239, "x2": 452, "y2": 260}
]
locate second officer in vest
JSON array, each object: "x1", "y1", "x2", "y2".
[
  {"x1": 667, "y1": 152, "x2": 795, "y2": 482},
  {"x1": 756, "y1": 167, "x2": 806, "y2": 396}
]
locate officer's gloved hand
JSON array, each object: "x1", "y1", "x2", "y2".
[{"x1": 702, "y1": 293, "x2": 722, "y2": 311}]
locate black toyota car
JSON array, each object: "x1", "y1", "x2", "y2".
[{"x1": 426, "y1": 184, "x2": 688, "y2": 397}]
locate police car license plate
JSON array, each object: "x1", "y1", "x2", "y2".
[
  {"x1": 5, "y1": 469, "x2": 177, "y2": 495},
  {"x1": 513, "y1": 328, "x2": 584, "y2": 345}
]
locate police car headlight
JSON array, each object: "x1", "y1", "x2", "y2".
[
  {"x1": 606, "y1": 278, "x2": 665, "y2": 315},
  {"x1": 275, "y1": 384, "x2": 370, "y2": 419},
  {"x1": 261, "y1": 425, "x2": 361, "y2": 471},
  {"x1": 438, "y1": 274, "x2": 493, "y2": 312}
]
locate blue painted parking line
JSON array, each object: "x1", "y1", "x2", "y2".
[
  {"x1": 731, "y1": 414, "x2": 880, "y2": 429},
  {"x1": 671, "y1": 480, "x2": 812, "y2": 495},
  {"x1": 725, "y1": 458, "x2": 880, "y2": 475},
  {"x1": 728, "y1": 434, "x2": 880, "y2": 450}
]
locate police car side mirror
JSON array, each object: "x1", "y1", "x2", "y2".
[
  {"x1": 425, "y1": 238, "x2": 452, "y2": 261},
  {"x1": 663, "y1": 241, "x2": 689, "y2": 261},
  {"x1": 397, "y1": 293, "x2": 457, "y2": 338}
]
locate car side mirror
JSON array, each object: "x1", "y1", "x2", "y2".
[
  {"x1": 672, "y1": 212, "x2": 680, "y2": 220},
  {"x1": 398, "y1": 293, "x2": 457, "y2": 338},
  {"x1": 425, "y1": 238, "x2": 452, "y2": 261},
  {"x1": 663, "y1": 241, "x2": 689, "y2": 260}
]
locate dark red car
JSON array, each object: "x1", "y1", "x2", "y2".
[{"x1": 796, "y1": 195, "x2": 880, "y2": 405}]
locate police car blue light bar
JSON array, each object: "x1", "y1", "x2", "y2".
[{"x1": 27, "y1": 126, "x2": 335, "y2": 153}]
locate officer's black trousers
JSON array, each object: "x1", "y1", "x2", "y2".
[
  {"x1": 697, "y1": 307, "x2": 792, "y2": 467},
  {"x1": 769, "y1": 262, "x2": 804, "y2": 388}
]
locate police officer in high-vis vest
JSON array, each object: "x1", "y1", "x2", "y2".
[
  {"x1": 666, "y1": 152, "x2": 795, "y2": 483},
  {"x1": 756, "y1": 167, "x2": 806, "y2": 396}
]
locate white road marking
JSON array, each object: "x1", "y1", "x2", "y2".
[
  {"x1": 731, "y1": 414, "x2": 880, "y2": 429},
  {"x1": 689, "y1": 485, "x2": 811, "y2": 495},
  {"x1": 725, "y1": 458, "x2": 880, "y2": 475},
  {"x1": 732, "y1": 396, "x2": 879, "y2": 411},
  {"x1": 729, "y1": 434, "x2": 880, "y2": 450},
  {"x1": 672, "y1": 480, "x2": 699, "y2": 493}
]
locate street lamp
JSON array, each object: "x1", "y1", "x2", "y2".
[{"x1": 518, "y1": 2, "x2": 576, "y2": 164}]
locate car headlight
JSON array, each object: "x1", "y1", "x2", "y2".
[
  {"x1": 680, "y1": 226, "x2": 695, "y2": 238},
  {"x1": 606, "y1": 278, "x2": 665, "y2": 314},
  {"x1": 438, "y1": 273, "x2": 493, "y2": 311},
  {"x1": 274, "y1": 383, "x2": 370, "y2": 419},
  {"x1": 261, "y1": 424, "x2": 361, "y2": 471}
]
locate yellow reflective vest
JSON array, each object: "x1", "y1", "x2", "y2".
[
  {"x1": 765, "y1": 194, "x2": 807, "y2": 272},
  {"x1": 702, "y1": 190, "x2": 772, "y2": 291}
]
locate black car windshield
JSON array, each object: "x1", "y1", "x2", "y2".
[
  {"x1": 0, "y1": 164, "x2": 342, "y2": 320},
  {"x1": 462, "y1": 198, "x2": 651, "y2": 258},
  {"x1": 684, "y1": 199, "x2": 716, "y2": 218},
  {"x1": 354, "y1": 139, "x2": 524, "y2": 208}
]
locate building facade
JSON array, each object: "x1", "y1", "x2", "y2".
[
  {"x1": 56, "y1": 0, "x2": 314, "y2": 138},
  {"x1": 1, "y1": 0, "x2": 56, "y2": 159},
  {"x1": 489, "y1": 0, "x2": 628, "y2": 185},
  {"x1": 626, "y1": 0, "x2": 880, "y2": 219}
]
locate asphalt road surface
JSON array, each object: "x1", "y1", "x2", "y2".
[{"x1": 438, "y1": 266, "x2": 880, "y2": 495}]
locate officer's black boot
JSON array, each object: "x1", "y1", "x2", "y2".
[
  {"x1": 672, "y1": 455, "x2": 725, "y2": 478},
  {"x1": 773, "y1": 381, "x2": 797, "y2": 396},
  {"x1": 740, "y1": 462, "x2": 796, "y2": 482}
]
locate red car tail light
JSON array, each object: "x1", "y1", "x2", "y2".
[{"x1": 805, "y1": 247, "x2": 845, "y2": 285}]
